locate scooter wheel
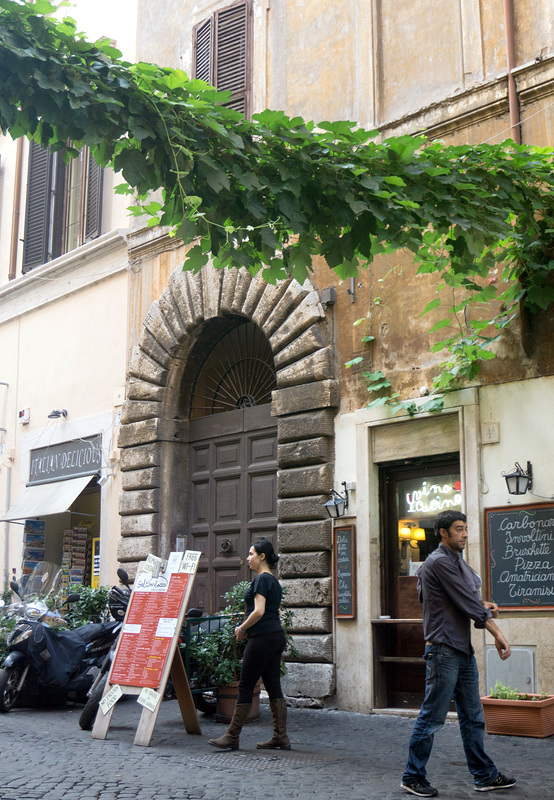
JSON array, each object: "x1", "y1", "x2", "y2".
[
  {"x1": 79, "y1": 679, "x2": 106, "y2": 730},
  {"x1": 0, "y1": 665, "x2": 24, "y2": 713}
]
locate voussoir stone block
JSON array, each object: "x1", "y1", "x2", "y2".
[
  {"x1": 158, "y1": 289, "x2": 188, "y2": 341},
  {"x1": 118, "y1": 535, "x2": 158, "y2": 563},
  {"x1": 127, "y1": 378, "x2": 166, "y2": 403},
  {"x1": 278, "y1": 437, "x2": 332, "y2": 468},
  {"x1": 128, "y1": 346, "x2": 169, "y2": 386},
  {"x1": 281, "y1": 662, "x2": 335, "y2": 699},
  {"x1": 220, "y1": 267, "x2": 239, "y2": 313},
  {"x1": 120, "y1": 400, "x2": 162, "y2": 425},
  {"x1": 289, "y1": 634, "x2": 333, "y2": 663},
  {"x1": 272, "y1": 380, "x2": 339, "y2": 416},
  {"x1": 270, "y1": 291, "x2": 325, "y2": 353},
  {"x1": 280, "y1": 577, "x2": 332, "y2": 607},
  {"x1": 231, "y1": 269, "x2": 252, "y2": 314},
  {"x1": 252, "y1": 279, "x2": 290, "y2": 328},
  {"x1": 139, "y1": 329, "x2": 173, "y2": 369},
  {"x1": 262, "y1": 280, "x2": 307, "y2": 339},
  {"x1": 278, "y1": 463, "x2": 333, "y2": 497},
  {"x1": 167, "y1": 268, "x2": 196, "y2": 328},
  {"x1": 276, "y1": 348, "x2": 334, "y2": 389},
  {"x1": 277, "y1": 409, "x2": 335, "y2": 443},
  {"x1": 119, "y1": 488, "x2": 160, "y2": 516},
  {"x1": 277, "y1": 495, "x2": 329, "y2": 522},
  {"x1": 185, "y1": 270, "x2": 204, "y2": 323},
  {"x1": 279, "y1": 519, "x2": 333, "y2": 551},
  {"x1": 120, "y1": 513, "x2": 160, "y2": 537},
  {"x1": 120, "y1": 443, "x2": 161, "y2": 472},
  {"x1": 143, "y1": 300, "x2": 180, "y2": 357},
  {"x1": 274, "y1": 325, "x2": 329, "y2": 369},
  {"x1": 284, "y1": 606, "x2": 332, "y2": 634},
  {"x1": 121, "y1": 467, "x2": 161, "y2": 491},
  {"x1": 279, "y1": 551, "x2": 331, "y2": 578},
  {"x1": 242, "y1": 272, "x2": 267, "y2": 319},
  {"x1": 201, "y1": 264, "x2": 223, "y2": 320}
]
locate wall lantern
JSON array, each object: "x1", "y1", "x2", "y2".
[
  {"x1": 324, "y1": 482, "x2": 349, "y2": 519},
  {"x1": 399, "y1": 521, "x2": 426, "y2": 548},
  {"x1": 503, "y1": 461, "x2": 533, "y2": 495},
  {"x1": 48, "y1": 409, "x2": 68, "y2": 419}
]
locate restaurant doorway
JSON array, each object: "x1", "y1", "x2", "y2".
[{"x1": 374, "y1": 457, "x2": 461, "y2": 708}]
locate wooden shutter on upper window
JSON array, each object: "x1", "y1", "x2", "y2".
[
  {"x1": 215, "y1": 1, "x2": 251, "y2": 115},
  {"x1": 194, "y1": 18, "x2": 212, "y2": 84},
  {"x1": 84, "y1": 149, "x2": 103, "y2": 242},
  {"x1": 22, "y1": 141, "x2": 52, "y2": 273}
]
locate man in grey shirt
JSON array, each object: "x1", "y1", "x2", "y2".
[{"x1": 400, "y1": 510, "x2": 516, "y2": 798}]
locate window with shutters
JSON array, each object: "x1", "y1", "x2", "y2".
[
  {"x1": 193, "y1": 0, "x2": 252, "y2": 117},
  {"x1": 22, "y1": 142, "x2": 103, "y2": 273}
]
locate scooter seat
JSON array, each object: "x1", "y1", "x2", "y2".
[{"x1": 73, "y1": 622, "x2": 111, "y2": 644}]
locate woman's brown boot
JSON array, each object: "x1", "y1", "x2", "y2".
[
  {"x1": 256, "y1": 698, "x2": 291, "y2": 750},
  {"x1": 209, "y1": 703, "x2": 251, "y2": 750}
]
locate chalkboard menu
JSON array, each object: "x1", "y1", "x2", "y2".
[
  {"x1": 485, "y1": 503, "x2": 554, "y2": 611},
  {"x1": 334, "y1": 524, "x2": 356, "y2": 619}
]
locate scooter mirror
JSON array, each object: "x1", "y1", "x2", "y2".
[
  {"x1": 186, "y1": 608, "x2": 203, "y2": 618},
  {"x1": 66, "y1": 593, "x2": 81, "y2": 604},
  {"x1": 117, "y1": 568, "x2": 130, "y2": 587},
  {"x1": 9, "y1": 580, "x2": 20, "y2": 595}
]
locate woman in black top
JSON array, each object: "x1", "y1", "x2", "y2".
[{"x1": 209, "y1": 539, "x2": 290, "y2": 751}]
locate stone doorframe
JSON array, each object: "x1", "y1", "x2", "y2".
[{"x1": 117, "y1": 263, "x2": 338, "y2": 702}]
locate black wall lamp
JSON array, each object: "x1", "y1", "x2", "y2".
[
  {"x1": 48, "y1": 409, "x2": 68, "y2": 419},
  {"x1": 324, "y1": 481, "x2": 349, "y2": 518},
  {"x1": 503, "y1": 461, "x2": 533, "y2": 495}
]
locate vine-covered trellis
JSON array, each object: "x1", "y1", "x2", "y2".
[{"x1": 1, "y1": 0, "x2": 554, "y2": 407}]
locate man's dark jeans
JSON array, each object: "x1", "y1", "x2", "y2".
[{"x1": 403, "y1": 643, "x2": 498, "y2": 786}]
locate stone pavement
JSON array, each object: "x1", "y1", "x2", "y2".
[{"x1": 0, "y1": 698, "x2": 550, "y2": 800}]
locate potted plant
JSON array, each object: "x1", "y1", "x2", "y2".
[
  {"x1": 481, "y1": 681, "x2": 554, "y2": 738},
  {"x1": 189, "y1": 581, "x2": 298, "y2": 723}
]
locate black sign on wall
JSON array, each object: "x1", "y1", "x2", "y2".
[
  {"x1": 29, "y1": 434, "x2": 102, "y2": 486},
  {"x1": 485, "y1": 503, "x2": 554, "y2": 611},
  {"x1": 334, "y1": 524, "x2": 356, "y2": 619}
]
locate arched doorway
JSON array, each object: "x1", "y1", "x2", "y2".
[
  {"x1": 186, "y1": 318, "x2": 278, "y2": 611},
  {"x1": 118, "y1": 263, "x2": 338, "y2": 703}
]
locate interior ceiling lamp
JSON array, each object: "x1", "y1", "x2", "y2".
[
  {"x1": 503, "y1": 461, "x2": 533, "y2": 495},
  {"x1": 48, "y1": 409, "x2": 68, "y2": 419},
  {"x1": 399, "y1": 521, "x2": 426, "y2": 547},
  {"x1": 324, "y1": 481, "x2": 349, "y2": 519}
]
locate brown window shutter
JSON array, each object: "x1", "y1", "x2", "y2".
[
  {"x1": 194, "y1": 18, "x2": 213, "y2": 84},
  {"x1": 214, "y1": 1, "x2": 251, "y2": 116},
  {"x1": 22, "y1": 141, "x2": 52, "y2": 272},
  {"x1": 84, "y1": 149, "x2": 103, "y2": 242},
  {"x1": 50, "y1": 152, "x2": 67, "y2": 260}
]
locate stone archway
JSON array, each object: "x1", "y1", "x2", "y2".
[{"x1": 118, "y1": 263, "x2": 337, "y2": 701}]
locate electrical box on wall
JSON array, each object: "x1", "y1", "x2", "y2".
[
  {"x1": 18, "y1": 408, "x2": 30, "y2": 425},
  {"x1": 485, "y1": 645, "x2": 535, "y2": 694}
]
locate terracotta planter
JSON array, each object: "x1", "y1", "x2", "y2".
[
  {"x1": 481, "y1": 693, "x2": 554, "y2": 738},
  {"x1": 215, "y1": 680, "x2": 261, "y2": 723}
]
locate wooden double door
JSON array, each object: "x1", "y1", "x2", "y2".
[{"x1": 187, "y1": 404, "x2": 277, "y2": 612}]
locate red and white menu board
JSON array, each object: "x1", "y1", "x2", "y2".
[{"x1": 109, "y1": 552, "x2": 199, "y2": 689}]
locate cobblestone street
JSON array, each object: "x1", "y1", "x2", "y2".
[{"x1": 0, "y1": 699, "x2": 550, "y2": 800}]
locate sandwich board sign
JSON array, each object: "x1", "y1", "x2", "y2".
[{"x1": 92, "y1": 550, "x2": 201, "y2": 746}]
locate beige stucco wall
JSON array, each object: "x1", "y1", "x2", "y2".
[{"x1": 0, "y1": 270, "x2": 129, "y2": 586}]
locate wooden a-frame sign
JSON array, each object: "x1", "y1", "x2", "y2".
[{"x1": 92, "y1": 550, "x2": 201, "y2": 746}]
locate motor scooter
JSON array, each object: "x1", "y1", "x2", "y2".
[{"x1": 0, "y1": 562, "x2": 121, "y2": 713}]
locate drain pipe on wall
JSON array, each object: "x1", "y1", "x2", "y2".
[{"x1": 503, "y1": 0, "x2": 521, "y2": 144}]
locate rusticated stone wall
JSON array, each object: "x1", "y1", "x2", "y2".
[{"x1": 118, "y1": 261, "x2": 338, "y2": 701}]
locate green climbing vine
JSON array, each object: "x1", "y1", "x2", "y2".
[{"x1": 1, "y1": 0, "x2": 554, "y2": 402}]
